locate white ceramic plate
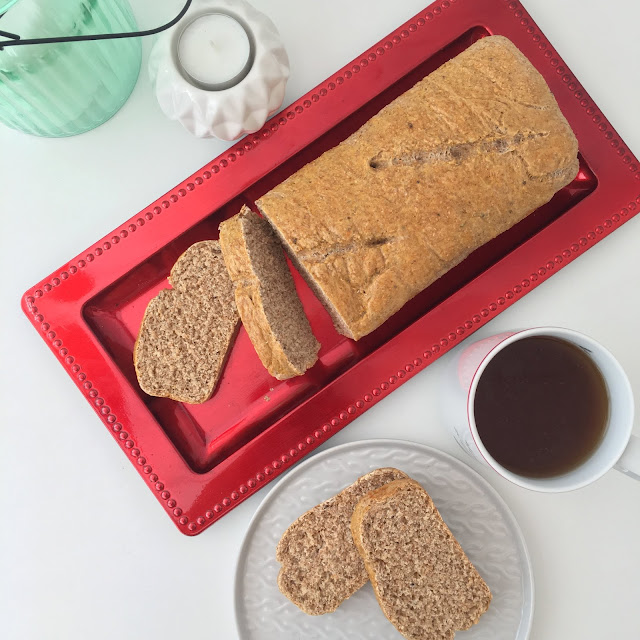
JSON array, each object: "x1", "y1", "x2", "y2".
[{"x1": 234, "y1": 439, "x2": 534, "y2": 640}]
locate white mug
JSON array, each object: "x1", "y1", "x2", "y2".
[{"x1": 440, "y1": 327, "x2": 640, "y2": 491}]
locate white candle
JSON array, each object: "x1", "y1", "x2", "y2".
[{"x1": 177, "y1": 13, "x2": 253, "y2": 91}]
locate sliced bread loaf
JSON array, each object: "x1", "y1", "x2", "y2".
[
  {"x1": 219, "y1": 206, "x2": 320, "y2": 380},
  {"x1": 351, "y1": 478, "x2": 491, "y2": 640},
  {"x1": 133, "y1": 240, "x2": 239, "y2": 404},
  {"x1": 276, "y1": 467, "x2": 408, "y2": 615}
]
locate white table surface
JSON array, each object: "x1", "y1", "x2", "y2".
[{"x1": 1, "y1": 1, "x2": 639, "y2": 638}]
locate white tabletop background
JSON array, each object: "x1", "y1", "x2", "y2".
[{"x1": 1, "y1": 0, "x2": 639, "y2": 638}]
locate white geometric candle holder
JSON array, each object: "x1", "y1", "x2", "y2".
[{"x1": 148, "y1": 0, "x2": 290, "y2": 140}]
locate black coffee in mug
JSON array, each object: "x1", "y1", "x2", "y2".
[{"x1": 473, "y1": 336, "x2": 609, "y2": 478}]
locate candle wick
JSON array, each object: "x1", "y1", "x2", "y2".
[{"x1": 209, "y1": 39, "x2": 217, "y2": 51}]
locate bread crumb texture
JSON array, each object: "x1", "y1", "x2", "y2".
[
  {"x1": 276, "y1": 468, "x2": 408, "y2": 615},
  {"x1": 133, "y1": 240, "x2": 239, "y2": 404},
  {"x1": 351, "y1": 479, "x2": 492, "y2": 640},
  {"x1": 219, "y1": 207, "x2": 319, "y2": 380}
]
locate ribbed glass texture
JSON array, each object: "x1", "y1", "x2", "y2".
[{"x1": 0, "y1": 0, "x2": 141, "y2": 136}]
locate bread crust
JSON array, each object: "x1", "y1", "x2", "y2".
[{"x1": 257, "y1": 36, "x2": 579, "y2": 339}]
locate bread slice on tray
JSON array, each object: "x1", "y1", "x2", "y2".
[
  {"x1": 351, "y1": 478, "x2": 492, "y2": 640},
  {"x1": 219, "y1": 206, "x2": 320, "y2": 380},
  {"x1": 276, "y1": 467, "x2": 408, "y2": 615},
  {"x1": 133, "y1": 240, "x2": 239, "y2": 404}
]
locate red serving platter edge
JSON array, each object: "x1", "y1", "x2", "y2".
[{"x1": 22, "y1": 0, "x2": 640, "y2": 535}]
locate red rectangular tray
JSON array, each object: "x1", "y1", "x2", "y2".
[{"x1": 22, "y1": 0, "x2": 640, "y2": 535}]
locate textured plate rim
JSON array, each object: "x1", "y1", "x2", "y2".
[{"x1": 233, "y1": 438, "x2": 534, "y2": 640}]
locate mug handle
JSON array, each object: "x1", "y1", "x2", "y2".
[{"x1": 614, "y1": 434, "x2": 640, "y2": 481}]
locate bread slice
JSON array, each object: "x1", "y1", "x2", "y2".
[
  {"x1": 133, "y1": 240, "x2": 239, "y2": 404},
  {"x1": 276, "y1": 467, "x2": 408, "y2": 615},
  {"x1": 257, "y1": 36, "x2": 578, "y2": 339},
  {"x1": 351, "y1": 479, "x2": 492, "y2": 640},
  {"x1": 219, "y1": 206, "x2": 320, "y2": 380}
]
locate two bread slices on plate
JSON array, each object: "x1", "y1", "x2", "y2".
[{"x1": 276, "y1": 468, "x2": 492, "y2": 640}]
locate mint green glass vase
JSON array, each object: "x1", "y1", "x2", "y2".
[{"x1": 0, "y1": 0, "x2": 142, "y2": 136}]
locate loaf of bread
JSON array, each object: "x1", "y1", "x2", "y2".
[
  {"x1": 219, "y1": 206, "x2": 320, "y2": 380},
  {"x1": 257, "y1": 36, "x2": 579, "y2": 339},
  {"x1": 276, "y1": 467, "x2": 408, "y2": 614},
  {"x1": 351, "y1": 478, "x2": 492, "y2": 640},
  {"x1": 133, "y1": 241, "x2": 239, "y2": 403}
]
